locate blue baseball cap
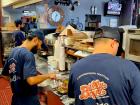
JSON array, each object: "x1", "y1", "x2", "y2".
[
  {"x1": 14, "y1": 19, "x2": 22, "y2": 27},
  {"x1": 29, "y1": 29, "x2": 48, "y2": 49},
  {"x1": 94, "y1": 26, "x2": 120, "y2": 43}
]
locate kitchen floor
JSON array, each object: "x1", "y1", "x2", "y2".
[{"x1": 0, "y1": 76, "x2": 12, "y2": 105}]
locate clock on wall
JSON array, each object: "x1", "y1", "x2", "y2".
[{"x1": 47, "y1": 5, "x2": 65, "y2": 26}]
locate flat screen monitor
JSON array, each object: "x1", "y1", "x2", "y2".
[{"x1": 104, "y1": 2, "x2": 122, "y2": 16}]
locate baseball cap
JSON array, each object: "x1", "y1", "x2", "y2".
[
  {"x1": 14, "y1": 19, "x2": 22, "y2": 27},
  {"x1": 28, "y1": 29, "x2": 48, "y2": 49},
  {"x1": 94, "y1": 26, "x2": 120, "y2": 43}
]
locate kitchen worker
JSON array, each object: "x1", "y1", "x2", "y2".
[
  {"x1": 68, "y1": 26, "x2": 140, "y2": 105},
  {"x1": 13, "y1": 19, "x2": 26, "y2": 47},
  {"x1": 29, "y1": 17, "x2": 38, "y2": 29},
  {"x1": 23, "y1": 18, "x2": 31, "y2": 35},
  {"x1": 2, "y1": 29, "x2": 56, "y2": 105}
]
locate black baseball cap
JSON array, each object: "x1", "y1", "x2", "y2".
[
  {"x1": 94, "y1": 26, "x2": 120, "y2": 43},
  {"x1": 28, "y1": 29, "x2": 47, "y2": 49}
]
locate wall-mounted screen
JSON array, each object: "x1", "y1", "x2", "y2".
[{"x1": 104, "y1": 2, "x2": 122, "y2": 16}]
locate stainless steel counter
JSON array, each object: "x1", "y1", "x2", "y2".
[
  {"x1": 2, "y1": 31, "x2": 14, "y2": 58},
  {"x1": 35, "y1": 55, "x2": 75, "y2": 105}
]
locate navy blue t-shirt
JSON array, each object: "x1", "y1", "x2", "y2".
[
  {"x1": 2, "y1": 47, "x2": 39, "y2": 104},
  {"x1": 13, "y1": 30, "x2": 25, "y2": 46},
  {"x1": 29, "y1": 22, "x2": 37, "y2": 29},
  {"x1": 68, "y1": 54, "x2": 140, "y2": 105}
]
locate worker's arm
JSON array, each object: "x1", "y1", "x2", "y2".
[
  {"x1": 1, "y1": 58, "x2": 11, "y2": 81},
  {"x1": 26, "y1": 72, "x2": 56, "y2": 86},
  {"x1": 127, "y1": 61, "x2": 140, "y2": 105}
]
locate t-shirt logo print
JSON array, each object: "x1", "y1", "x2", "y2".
[
  {"x1": 7, "y1": 58, "x2": 20, "y2": 82},
  {"x1": 9, "y1": 63, "x2": 16, "y2": 74},
  {"x1": 79, "y1": 80, "x2": 107, "y2": 100}
]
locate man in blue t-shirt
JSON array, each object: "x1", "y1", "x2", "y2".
[
  {"x1": 2, "y1": 29, "x2": 56, "y2": 105},
  {"x1": 68, "y1": 26, "x2": 140, "y2": 105},
  {"x1": 13, "y1": 19, "x2": 26, "y2": 47}
]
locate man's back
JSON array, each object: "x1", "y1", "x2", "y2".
[
  {"x1": 2, "y1": 47, "x2": 39, "y2": 105},
  {"x1": 2, "y1": 47, "x2": 38, "y2": 95},
  {"x1": 68, "y1": 54, "x2": 140, "y2": 105}
]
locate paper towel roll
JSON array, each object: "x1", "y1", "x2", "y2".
[
  {"x1": 54, "y1": 37, "x2": 62, "y2": 60},
  {"x1": 59, "y1": 46, "x2": 65, "y2": 71},
  {"x1": 54, "y1": 40, "x2": 59, "y2": 60}
]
